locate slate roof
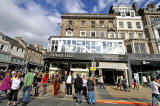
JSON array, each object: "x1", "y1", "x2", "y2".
[
  {"x1": 21, "y1": 40, "x2": 43, "y2": 54},
  {"x1": 0, "y1": 32, "x2": 25, "y2": 49}
]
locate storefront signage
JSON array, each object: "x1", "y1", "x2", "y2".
[
  {"x1": 50, "y1": 52, "x2": 74, "y2": 58},
  {"x1": 90, "y1": 67, "x2": 96, "y2": 71}
]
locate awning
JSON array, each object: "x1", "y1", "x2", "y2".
[{"x1": 98, "y1": 62, "x2": 129, "y2": 70}]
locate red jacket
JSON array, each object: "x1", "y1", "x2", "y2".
[{"x1": 43, "y1": 74, "x2": 49, "y2": 84}]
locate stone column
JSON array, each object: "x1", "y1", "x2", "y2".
[
  {"x1": 99, "y1": 68, "x2": 102, "y2": 75},
  {"x1": 127, "y1": 61, "x2": 133, "y2": 86}
]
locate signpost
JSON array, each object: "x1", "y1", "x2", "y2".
[{"x1": 90, "y1": 67, "x2": 96, "y2": 71}]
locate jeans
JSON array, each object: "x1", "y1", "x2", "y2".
[
  {"x1": 152, "y1": 93, "x2": 160, "y2": 106},
  {"x1": 100, "y1": 83, "x2": 105, "y2": 89},
  {"x1": 43, "y1": 85, "x2": 47, "y2": 93},
  {"x1": 88, "y1": 91, "x2": 96, "y2": 104},
  {"x1": 66, "y1": 84, "x2": 72, "y2": 95},
  {"x1": 22, "y1": 86, "x2": 32, "y2": 103},
  {"x1": 0, "y1": 90, "x2": 7, "y2": 97},
  {"x1": 76, "y1": 90, "x2": 82, "y2": 104}
]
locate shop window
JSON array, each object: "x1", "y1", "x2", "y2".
[
  {"x1": 119, "y1": 21, "x2": 124, "y2": 28},
  {"x1": 91, "y1": 21, "x2": 95, "y2": 27},
  {"x1": 81, "y1": 21, "x2": 86, "y2": 27},
  {"x1": 72, "y1": 64, "x2": 86, "y2": 69},
  {"x1": 126, "y1": 45, "x2": 132, "y2": 53},
  {"x1": 100, "y1": 21, "x2": 104, "y2": 27}
]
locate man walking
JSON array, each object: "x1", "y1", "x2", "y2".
[
  {"x1": 22, "y1": 69, "x2": 34, "y2": 104},
  {"x1": 66, "y1": 72, "x2": 73, "y2": 96}
]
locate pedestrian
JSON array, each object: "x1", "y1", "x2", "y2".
[
  {"x1": 116, "y1": 76, "x2": 122, "y2": 90},
  {"x1": 100, "y1": 75, "x2": 105, "y2": 89},
  {"x1": 149, "y1": 75, "x2": 160, "y2": 106},
  {"x1": 82, "y1": 75, "x2": 87, "y2": 99},
  {"x1": 22, "y1": 69, "x2": 34, "y2": 104},
  {"x1": 133, "y1": 78, "x2": 139, "y2": 90},
  {"x1": 87, "y1": 76, "x2": 96, "y2": 104},
  {"x1": 0, "y1": 71, "x2": 12, "y2": 97},
  {"x1": 74, "y1": 74, "x2": 83, "y2": 105},
  {"x1": 42, "y1": 72, "x2": 49, "y2": 95},
  {"x1": 6, "y1": 73, "x2": 21, "y2": 106},
  {"x1": 66, "y1": 72, "x2": 74, "y2": 96},
  {"x1": 53, "y1": 71, "x2": 61, "y2": 96},
  {"x1": 122, "y1": 76, "x2": 130, "y2": 92},
  {"x1": 62, "y1": 71, "x2": 68, "y2": 93},
  {"x1": 34, "y1": 72, "x2": 42, "y2": 96}
]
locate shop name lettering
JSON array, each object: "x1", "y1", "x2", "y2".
[{"x1": 50, "y1": 53, "x2": 74, "y2": 58}]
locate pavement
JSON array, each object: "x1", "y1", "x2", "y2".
[{"x1": 0, "y1": 83, "x2": 153, "y2": 106}]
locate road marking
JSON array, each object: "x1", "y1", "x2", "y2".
[{"x1": 96, "y1": 100, "x2": 152, "y2": 105}]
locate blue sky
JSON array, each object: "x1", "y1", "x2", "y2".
[{"x1": 0, "y1": 0, "x2": 160, "y2": 47}]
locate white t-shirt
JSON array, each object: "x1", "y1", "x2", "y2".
[
  {"x1": 67, "y1": 76, "x2": 72, "y2": 83},
  {"x1": 150, "y1": 81, "x2": 160, "y2": 94},
  {"x1": 11, "y1": 78, "x2": 21, "y2": 90}
]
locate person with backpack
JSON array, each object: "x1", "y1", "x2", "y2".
[
  {"x1": 74, "y1": 74, "x2": 83, "y2": 105},
  {"x1": 87, "y1": 76, "x2": 96, "y2": 104}
]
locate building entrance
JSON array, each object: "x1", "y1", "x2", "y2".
[{"x1": 102, "y1": 69, "x2": 124, "y2": 85}]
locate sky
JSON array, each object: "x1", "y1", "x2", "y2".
[{"x1": 0, "y1": 0, "x2": 160, "y2": 48}]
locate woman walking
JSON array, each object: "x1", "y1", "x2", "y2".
[
  {"x1": 6, "y1": 73, "x2": 21, "y2": 106},
  {"x1": 82, "y1": 75, "x2": 87, "y2": 99},
  {"x1": 87, "y1": 76, "x2": 96, "y2": 104},
  {"x1": 0, "y1": 71, "x2": 12, "y2": 97},
  {"x1": 53, "y1": 71, "x2": 61, "y2": 96},
  {"x1": 42, "y1": 72, "x2": 49, "y2": 95}
]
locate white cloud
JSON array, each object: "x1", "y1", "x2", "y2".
[
  {"x1": 0, "y1": 0, "x2": 61, "y2": 48},
  {"x1": 156, "y1": 2, "x2": 160, "y2": 7},
  {"x1": 63, "y1": 0, "x2": 87, "y2": 13},
  {"x1": 93, "y1": 0, "x2": 114, "y2": 13}
]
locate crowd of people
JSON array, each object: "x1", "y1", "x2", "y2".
[{"x1": 0, "y1": 70, "x2": 97, "y2": 105}]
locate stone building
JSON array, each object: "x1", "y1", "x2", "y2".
[
  {"x1": 45, "y1": 13, "x2": 130, "y2": 84},
  {"x1": 0, "y1": 32, "x2": 25, "y2": 70},
  {"x1": 109, "y1": 3, "x2": 150, "y2": 54},
  {"x1": 15, "y1": 37, "x2": 44, "y2": 70},
  {"x1": 139, "y1": 2, "x2": 160, "y2": 54}
]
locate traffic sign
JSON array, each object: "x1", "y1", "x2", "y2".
[{"x1": 90, "y1": 67, "x2": 96, "y2": 71}]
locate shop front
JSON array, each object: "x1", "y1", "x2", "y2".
[
  {"x1": 128, "y1": 53, "x2": 160, "y2": 85},
  {"x1": 44, "y1": 52, "x2": 129, "y2": 83}
]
